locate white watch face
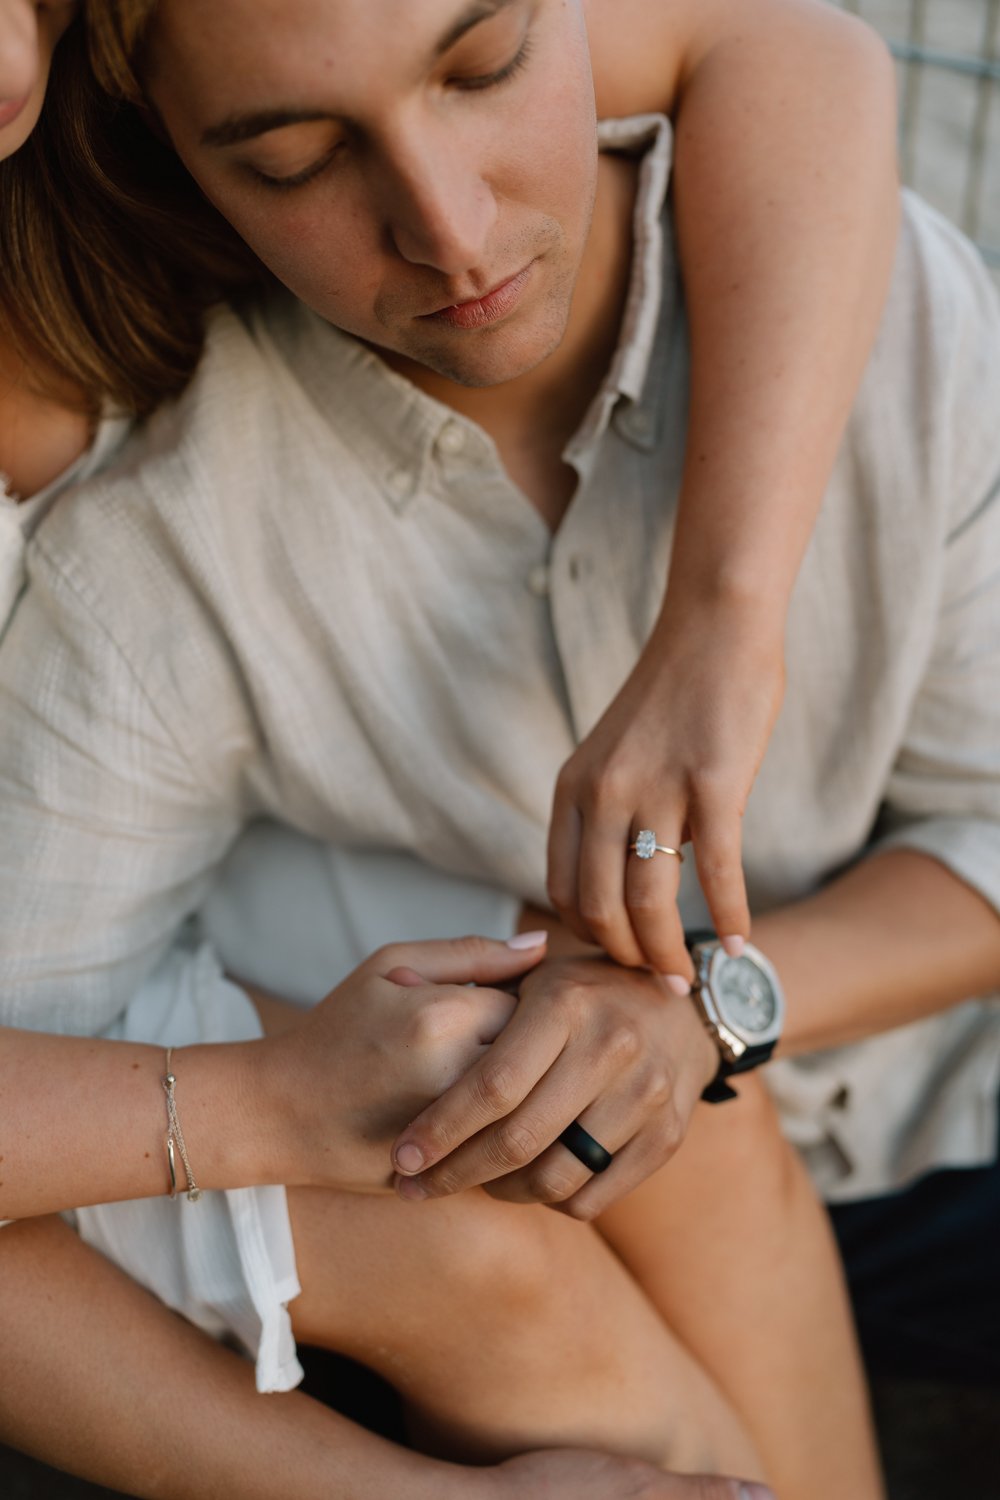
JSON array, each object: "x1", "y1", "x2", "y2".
[{"x1": 715, "y1": 955, "x2": 779, "y2": 1035}]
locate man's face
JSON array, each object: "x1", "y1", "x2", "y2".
[{"x1": 145, "y1": 0, "x2": 599, "y2": 388}]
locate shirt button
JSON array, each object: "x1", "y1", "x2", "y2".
[
  {"x1": 437, "y1": 422, "x2": 466, "y2": 456},
  {"x1": 622, "y1": 406, "x2": 652, "y2": 439},
  {"x1": 526, "y1": 564, "x2": 550, "y2": 597},
  {"x1": 385, "y1": 469, "x2": 412, "y2": 502}
]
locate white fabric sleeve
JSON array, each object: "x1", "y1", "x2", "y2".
[
  {"x1": 869, "y1": 270, "x2": 1000, "y2": 907},
  {"x1": 0, "y1": 535, "x2": 246, "y2": 1037}
]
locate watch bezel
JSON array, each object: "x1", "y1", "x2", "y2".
[{"x1": 690, "y1": 939, "x2": 785, "y2": 1063}]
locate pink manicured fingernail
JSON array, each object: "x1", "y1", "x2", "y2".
[
  {"x1": 722, "y1": 935, "x2": 746, "y2": 958},
  {"x1": 507, "y1": 930, "x2": 548, "y2": 950},
  {"x1": 395, "y1": 1175, "x2": 429, "y2": 1201},
  {"x1": 663, "y1": 974, "x2": 691, "y2": 996},
  {"x1": 394, "y1": 1143, "x2": 425, "y2": 1174}
]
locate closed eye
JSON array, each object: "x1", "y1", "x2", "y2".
[
  {"x1": 251, "y1": 141, "x2": 345, "y2": 191},
  {"x1": 449, "y1": 35, "x2": 533, "y2": 92}
]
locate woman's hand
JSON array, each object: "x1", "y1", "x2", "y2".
[
  {"x1": 485, "y1": 1449, "x2": 772, "y2": 1500},
  {"x1": 263, "y1": 933, "x2": 548, "y2": 1194},
  {"x1": 547, "y1": 598, "x2": 784, "y2": 985},
  {"x1": 390, "y1": 953, "x2": 720, "y2": 1219}
]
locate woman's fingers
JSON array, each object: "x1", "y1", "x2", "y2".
[
  {"x1": 383, "y1": 975, "x2": 519, "y2": 1047},
  {"x1": 371, "y1": 931, "x2": 548, "y2": 988},
  {"x1": 575, "y1": 805, "x2": 646, "y2": 967},
  {"x1": 688, "y1": 792, "x2": 751, "y2": 951},
  {"x1": 550, "y1": 780, "x2": 749, "y2": 977},
  {"x1": 622, "y1": 820, "x2": 692, "y2": 983},
  {"x1": 546, "y1": 787, "x2": 592, "y2": 942}
]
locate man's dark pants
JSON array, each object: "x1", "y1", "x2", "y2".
[{"x1": 831, "y1": 1105, "x2": 1000, "y2": 1386}]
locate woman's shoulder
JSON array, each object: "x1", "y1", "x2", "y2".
[{"x1": 0, "y1": 356, "x2": 91, "y2": 503}]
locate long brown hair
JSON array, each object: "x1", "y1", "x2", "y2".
[{"x1": 0, "y1": 3, "x2": 258, "y2": 417}]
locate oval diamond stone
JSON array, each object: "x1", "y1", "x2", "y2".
[{"x1": 635, "y1": 829, "x2": 657, "y2": 859}]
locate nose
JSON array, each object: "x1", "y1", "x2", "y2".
[
  {"x1": 0, "y1": 0, "x2": 38, "y2": 107},
  {"x1": 378, "y1": 126, "x2": 497, "y2": 276}
]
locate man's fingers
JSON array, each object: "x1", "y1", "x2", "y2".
[
  {"x1": 397, "y1": 1049, "x2": 633, "y2": 1201},
  {"x1": 373, "y1": 932, "x2": 547, "y2": 989},
  {"x1": 688, "y1": 796, "x2": 750, "y2": 951},
  {"x1": 391, "y1": 1005, "x2": 568, "y2": 1177},
  {"x1": 486, "y1": 1079, "x2": 683, "y2": 1215}
]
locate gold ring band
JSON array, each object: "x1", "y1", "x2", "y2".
[{"x1": 630, "y1": 829, "x2": 684, "y2": 862}]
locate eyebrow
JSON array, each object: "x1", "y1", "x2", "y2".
[
  {"x1": 434, "y1": 0, "x2": 515, "y2": 59},
  {"x1": 200, "y1": 0, "x2": 518, "y2": 149}
]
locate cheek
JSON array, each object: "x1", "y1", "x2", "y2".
[
  {"x1": 500, "y1": 28, "x2": 597, "y2": 232},
  {"x1": 232, "y1": 195, "x2": 386, "y2": 328}
]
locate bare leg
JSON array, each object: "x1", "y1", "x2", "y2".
[
  {"x1": 249, "y1": 994, "x2": 763, "y2": 1478},
  {"x1": 597, "y1": 1076, "x2": 884, "y2": 1500},
  {"x1": 287, "y1": 1182, "x2": 764, "y2": 1479},
  {"x1": 0, "y1": 1215, "x2": 464, "y2": 1500}
]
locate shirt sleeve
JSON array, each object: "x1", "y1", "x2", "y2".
[
  {"x1": 0, "y1": 529, "x2": 248, "y2": 1037},
  {"x1": 868, "y1": 224, "x2": 1000, "y2": 911}
]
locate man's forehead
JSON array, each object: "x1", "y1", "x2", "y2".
[
  {"x1": 150, "y1": 0, "x2": 526, "y2": 142},
  {"x1": 153, "y1": 0, "x2": 519, "y2": 78}
]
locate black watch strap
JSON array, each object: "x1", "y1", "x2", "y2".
[
  {"x1": 685, "y1": 929, "x2": 777, "y2": 1105},
  {"x1": 700, "y1": 1040, "x2": 778, "y2": 1102}
]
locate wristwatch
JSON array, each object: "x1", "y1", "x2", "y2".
[{"x1": 685, "y1": 929, "x2": 785, "y2": 1103}]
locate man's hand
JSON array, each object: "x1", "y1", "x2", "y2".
[
  {"x1": 265, "y1": 933, "x2": 548, "y2": 1194},
  {"x1": 546, "y1": 597, "x2": 784, "y2": 985},
  {"x1": 484, "y1": 1449, "x2": 772, "y2": 1500},
  {"x1": 390, "y1": 954, "x2": 720, "y2": 1219}
]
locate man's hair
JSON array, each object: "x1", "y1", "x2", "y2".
[{"x1": 0, "y1": 3, "x2": 258, "y2": 417}]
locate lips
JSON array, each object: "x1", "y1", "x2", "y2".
[
  {"x1": 422, "y1": 263, "x2": 533, "y2": 330},
  {"x1": 0, "y1": 95, "x2": 29, "y2": 130}
]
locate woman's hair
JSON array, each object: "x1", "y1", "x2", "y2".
[{"x1": 0, "y1": 2, "x2": 259, "y2": 418}]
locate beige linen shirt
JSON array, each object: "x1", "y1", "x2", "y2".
[{"x1": 2, "y1": 117, "x2": 1000, "y2": 1200}]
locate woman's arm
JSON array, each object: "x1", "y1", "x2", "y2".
[
  {"x1": 0, "y1": 935, "x2": 542, "y2": 1222},
  {"x1": 554, "y1": 0, "x2": 900, "y2": 974}
]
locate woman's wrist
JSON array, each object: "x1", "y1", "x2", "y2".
[
  {"x1": 653, "y1": 577, "x2": 786, "y2": 658},
  {"x1": 169, "y1": 1034, "x2": 293, "y2": 1192}
]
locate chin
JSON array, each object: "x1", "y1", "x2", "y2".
[{"x1": 406, "y1": 303, "x2": 572, "y2": 389}]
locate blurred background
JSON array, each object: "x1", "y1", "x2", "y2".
[{"x1": 832, "y1": 0, "x2": 1000, "y2": 276}]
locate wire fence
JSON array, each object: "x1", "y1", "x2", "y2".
[{"x1": 831, "y1": 0, "x2": 1000, "y2": 270}]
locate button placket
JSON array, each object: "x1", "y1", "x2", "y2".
[{"x1": 526, "y1": 563, "x2": 550, "y2": 598}]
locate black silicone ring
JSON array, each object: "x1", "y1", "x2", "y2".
[{"x1": 558, "y1": 1120, "x2": 614, "y2": 1174}]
